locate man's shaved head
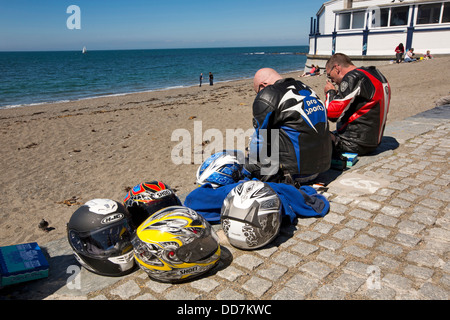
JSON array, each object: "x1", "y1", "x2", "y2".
[{"x1": 253, "y1": 68, "x2": 283, "y2": 93}]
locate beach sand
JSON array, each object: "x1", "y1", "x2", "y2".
[{"x1": 1, "y1": 56, "x2": 449, "y2": 247}]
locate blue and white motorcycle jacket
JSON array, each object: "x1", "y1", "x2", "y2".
[{"x1": 249, "y1": 78, "x2": 332, "y2": 176}]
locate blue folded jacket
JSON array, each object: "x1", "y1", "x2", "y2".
[{"x1": 184, "y1": 180, "x2": 329, "y2": 223}]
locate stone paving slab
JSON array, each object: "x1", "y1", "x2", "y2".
[{"x1": 1, "y1": 106, "x2": 449, "y2": 301}]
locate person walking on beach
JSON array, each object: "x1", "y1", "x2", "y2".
[
  {"x1": 244, "y1": 68, "x2": 332, "y2": 186},
  {"x1": 209, "y1": 72, "x2": 214, "y2": 85},
  {"x1": 324, "y1": 53, "x2": 391, "y2": 156},
  {"x1": 199, "y1": 73, "x2": 203, "y2": 87}
]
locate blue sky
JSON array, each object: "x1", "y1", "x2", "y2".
[{"x1": 0, "y1": 0, "x2": 319, "y2": 51}]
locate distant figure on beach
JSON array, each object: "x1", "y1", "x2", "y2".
[
  {"x1": 424, "y1": 50, "x2": 434, "y2": 60},
  {"x1": 314, "y1": 66, "x2": 321, "y2": 76},
  {"x1": 209, "y1": 72, "x2": 214, "y2": 85},
  {"x1": 404, "y1": 48, "x2": 416, "y2": 62},
  {"x1": 301, "y1": 64, "x2": 317, "y2": 77},
  {"x1": 199, "y1": 73, "x2": 203, "y2": 87},
  {"x1": 395, "y1": 43, "x2": 404, "y2": 63},
  {"x1": 324, "y1": 53, "x2": 391, "y2": 156},
  {"x1": 244, "y1": 68, "x2": 332, "y2": 186}
]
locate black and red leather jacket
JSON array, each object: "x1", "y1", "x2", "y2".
[{"x1": 325, "y1": 67, "x2": 391, "y2": 155}]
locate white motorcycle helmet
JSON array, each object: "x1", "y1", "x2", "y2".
[{"x1": 221, "y1": 180, "x2": 282, "y2": 250}]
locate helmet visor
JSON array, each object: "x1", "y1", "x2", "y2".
[
  {"x1": 176, "y1": 227, "x2": 219, "y2": 263},
  {"x1": 221, "y1": 200, "x2": 262, "y2": 228},
  {"x1": 69, "y1": 220, "x2": 134, "y2": 258}
]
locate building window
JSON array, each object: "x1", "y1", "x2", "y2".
[
  {"x1": 371, "y1": 6, "x2": 408, "y2": 28},
  {"x1": 352, "y1": 11, "x2": 365, "y2": 29},
  {"x1": 338, "y1": 11, "x2": 365, "y2": 30},
  {"x1": 390, "y1": 6, "x2": 409, "y2": 26},
  {"x1": 339, "y1": 13, "x2": 351, "y2": 30},
  {"x1": 443, "y1": 2, "x2": 450, "y2": 23},
  {"x1": 417, "y1": 3, "x2": 442, "y2": 24},
  {"x1": 370, "y1": 7, "x2": 389, "y2": 27},
  {"x1": 379, "y1": 8, "x2": 389, "y2": 27}
]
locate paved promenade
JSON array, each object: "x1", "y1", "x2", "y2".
[{"x1": 2, "y1": 106, "x2": 449, "y2": 301}]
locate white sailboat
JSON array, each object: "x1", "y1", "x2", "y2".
[{"x1": 82, "y1": 46, "x2": 87, "y2": 54}]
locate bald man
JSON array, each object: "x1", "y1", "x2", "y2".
[{"x1": 245, "y1": 68, "x2": 332, "y2": 186}]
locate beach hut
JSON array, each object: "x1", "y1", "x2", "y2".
[{"x1": 306, "y1": 0, "x2": 450, "y2": 67}]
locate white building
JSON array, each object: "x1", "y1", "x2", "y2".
[{"x1": 307, "y1": 0, "x2": 450, "y2": 67}]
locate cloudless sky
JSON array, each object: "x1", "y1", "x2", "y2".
[{"x1": 0, "y1": 0, "x2": 319, "y2": 51}]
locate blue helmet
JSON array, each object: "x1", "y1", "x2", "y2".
[{"x1": 196, "y1": 151, "x2": 244, "y2": 188}]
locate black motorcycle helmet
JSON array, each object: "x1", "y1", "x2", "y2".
[
  {"x1": 123, "y1": 181, "x2": 181, "y2": 227},
  {"x1": 67, "y1": 199, "x2": 137, "y2": 277}
]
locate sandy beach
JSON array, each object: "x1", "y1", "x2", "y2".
[{"x1": 1, "y1": 56, "x2": 449, "y2": 247}]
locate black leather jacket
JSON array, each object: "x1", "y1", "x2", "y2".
[
  {"x1": 250, "y1": 78, "x2": 331, "y2": 176},
  {"x1": 325, "y1": 67, "x2": 391, "y2": 155}
]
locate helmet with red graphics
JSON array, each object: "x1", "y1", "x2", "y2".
[{"x1": 124, "y1": 181, "x2": 181, "y2": 227}]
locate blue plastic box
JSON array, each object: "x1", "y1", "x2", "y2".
[
  {"x1": 0, "y1": 242, "x2": 49, "y2": 287},
  {"x1": 342, "y1": 152, "x2": 359, "y2": 167}
]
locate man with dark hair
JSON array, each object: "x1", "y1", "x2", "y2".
[
  {"x1": 245, "y1": 68, "x2": 332, "y2": 186},
  {"x1": 324, "y1": 53, "x2": 391, "y2": 156}
]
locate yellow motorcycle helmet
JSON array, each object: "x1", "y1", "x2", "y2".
[{"x1": 132, "y1": 206, "x2": 221, "y2": 283}]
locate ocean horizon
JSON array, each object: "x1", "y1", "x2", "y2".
[{"x1": 0, "y1": 46, "x2": 309, "y2": 109}]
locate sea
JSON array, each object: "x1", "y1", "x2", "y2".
[{"x1": 0, "y1": 46, "x2": 309, "y2": 109}]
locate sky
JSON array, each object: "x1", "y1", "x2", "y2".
[{"x1": 0, "y1": 0, "x2": 320, "y2": 51}]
